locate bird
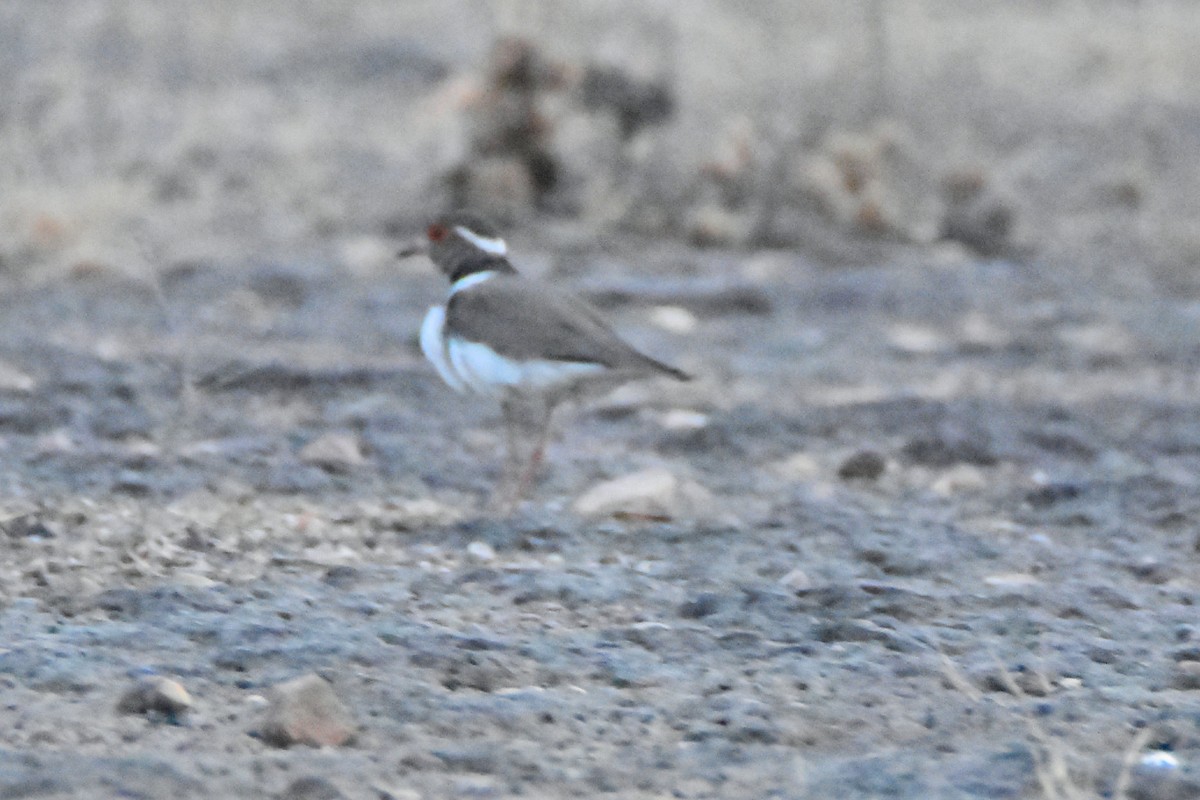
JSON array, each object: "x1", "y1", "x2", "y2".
[{"x1": 399, "y1": 211, "x2": 690, "y2": 505}]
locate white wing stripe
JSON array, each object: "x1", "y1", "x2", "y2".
[{"x1": 454, "y1": 227, "x2": 507, "y2": 256}]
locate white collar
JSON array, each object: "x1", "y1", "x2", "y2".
[{"x1": 450, "y1": 270, "x2": 499, "y2": 295}]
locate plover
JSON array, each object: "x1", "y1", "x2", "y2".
[{"x1": 400, "y1": 211, "x2": 689, "y2": 503}]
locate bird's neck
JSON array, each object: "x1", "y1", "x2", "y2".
[
  {"x1": 446, "y1": 254, "x2": 517, "y2": 284},
  {"x1": 450, "y1": 269, "x2": 500, "y2": 295}
]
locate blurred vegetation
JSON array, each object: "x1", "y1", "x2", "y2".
[{"x1": 0, "y1": 1, "x2": 1196, "y2": 282}]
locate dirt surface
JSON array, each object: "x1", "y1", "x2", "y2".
[{"x1": 3, "y1": 3, "x2": 1200, "y2": 799}]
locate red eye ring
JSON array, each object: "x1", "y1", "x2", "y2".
[{"x1": 427, "y1": 223, "x2": 449, "y2": 242}]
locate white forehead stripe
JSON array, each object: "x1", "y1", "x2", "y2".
[
  {"x1": 450, "y1": 269, "x2": 498, "y2": 296},
  {"x1": 455, "y1": 226, "x2": 508, "y2": 256}
]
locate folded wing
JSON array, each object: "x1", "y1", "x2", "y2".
[{"x1": 447, "y1": 277, "x2": 688, "y2": 379}]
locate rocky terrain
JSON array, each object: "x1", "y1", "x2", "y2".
[{"x1": 1, "y1": 2, "x2": 1200, "y2": 798}]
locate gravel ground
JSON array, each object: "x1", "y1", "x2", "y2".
[
  {"x1": 3, "y1": 2, "x2": 1200, "y2": 799},
  {"x1": 0, "y1": 240, "x2": 1198, "y2": 798}
]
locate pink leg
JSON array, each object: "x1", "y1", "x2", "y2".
[
  {"x1": 513, "y1": 401, "x2": 555, "y2": 501},
  {"x1": 488, "y1": 397, "x2": 523, "y2": 512}
]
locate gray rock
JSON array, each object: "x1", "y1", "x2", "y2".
[
  {"x1": 902, "y1": 435, "x2": 997, "y2": 467},
  {"x1": 261, "y1": 674, "x2": 355, "y2": 748},
  {"x1": 117, "y1": 675, "x2": 193, "y2": 717},
  {"x1": 678, "y1": 592, "x2": 721, "y2": 619},
  {"x1": 279, "y1": 776, "x2": 346, "y2": 800},
  {"x1": 1126, "y1": 756, "x2": 1197, "y2": 800},
  {"x1": 299, "y1": 432, "x2": 366, "y2": 472},
  {"x1": 572, "y1": 467, "x2": 715, "y2": 520},
  {"x1": 1170, "y1": 661, "x2": 1200, "y2": 690},
  {"x1": 431, "y1": 746, "x2": 498, "y2": 774},
  {"x1": 838, "y1": 449, "x2": 887, "y2": 480}
]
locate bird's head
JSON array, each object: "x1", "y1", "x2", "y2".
[{"x1": 398, "y1": 211, "x2": 509, "y2": 280}]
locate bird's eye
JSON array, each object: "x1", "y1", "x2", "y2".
[{"x1": 427, "y1": 223, "x2": 449, "y2": 242}]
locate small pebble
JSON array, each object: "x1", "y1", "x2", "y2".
[
  {"x1": 887, "y1": 323, "x2": 948, "y2": 355},
  {"x1": 648, "y1": 305, "x2": 699, "y2": 334},
  {"x1": 771, "y1": 452, "x2": 820, "y2": 481},
  {"x1": 678, "y1": 592, "x2": 721, "y2": 619},
  {"x1": 983, "y1": 573, "x2": 1039, "y2": 588},
  {"x1": 117, "y1": 675, "x2": 193, "y2": 717},
  {"x1": 778, "y1": 567, "x2": 812, "y2": 592},
  {"x1": 299, "y1": 432, "x2": 366, "y2": 471},
  {"x1": 903, "y1": 436, "x2": 996, "y2": 467},
  {"x1": 1171, "y1": 661, "x2": 1200, "y2": 690},
  {"x1": 0, "y1": 361, "x2": 35, "y2": 392},
  {"x1": 280, "y1": 775, "x2": 345, "y2": 800},
  {"x1": 1128, "y1": 751, "x2": 1189, "y2": 800},
  {"x1": 371, "y1": 788, "x2": 421, "y2": 800},
  {"x1": 467, "y1": 540, "x2": 497, "y2": 562},
  {"x1": 1129, "y1": 557, "x2": 1173, "y2": 585},
  {"x1": 660, "y1": 409, "x2": 709, "y2": 431},
  {"x1": 1140, "y1": 752, "x2": 1180, "y2": 770},
  {"x1": 1025, "y1": 482, "x2": 1083, "y2": 508},
  {"x1": 931, "y1": 464, "x2": 986, "y2": 494},
  {"x1": 35, "y1": 429, "x2": 74, "y2": 455},
  {"x1": 837, "y1": 450, "x2": 886, "y2": 481}
]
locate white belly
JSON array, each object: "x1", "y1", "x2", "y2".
[
  {"x1": 422, "y1": 301, "x2": 605, "y2": 398},
  {"x1": 447, "y1": 337, "x2": 605, "y2": 398},
  {"x1": 420, "y1": 305, "x2": 467, "y2": 393}
]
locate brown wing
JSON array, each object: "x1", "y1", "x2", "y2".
[{"x1": 446, "y1": 276, "x2": 688, "y2": 378}]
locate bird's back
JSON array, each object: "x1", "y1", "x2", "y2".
[{"x1": 447, "y1": 275, "x2": 689, "y2": 380}]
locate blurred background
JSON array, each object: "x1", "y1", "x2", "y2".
[{"x1": 1, "y1": 0, "x2": 1198, "y2": 286}]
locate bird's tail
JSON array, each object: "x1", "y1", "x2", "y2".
[{"x1": 645, "y1": 356, "x2": 691, "y2": 381}]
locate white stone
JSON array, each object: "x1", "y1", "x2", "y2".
[
  {"x1": 117, "y1": 676, "x2": 193, "y2": 716},
  {"x1": 1140, "y1": 752, "x2": 1179, "y2": 770},
  {"x1": 887, "y1": 323, "x2": 948, "y2": 355},
  {"x1": 931, "y1": 465, "x2": 987, "y2": 495},
  {"x1": 0, "y1": 361, "x2": 35, "y2": 392},
  {"x1": 299, "y1": 432, "x2": 365, "y2": 470},
  {"x1": 778, "y1": 568, "x2": 812, "y2": 591},
  {"x1": 466, "y1": 540, "x2": 497, "y2": 562},
  {"x1": 660, "y1": 409, "x2": 709, "y2": 431},
  {"x1": 571, "y1": 467, "x2": 714, "y2": 520},
  {"x1": 983, "y1": 573, "x2": 1040, "y2": 588},
  {"x1": 648, "y1": 305, "x2": 698, "y2": 334},
  {"x1": 770, "y1": 452, "x2": 820, "y2": 481}
]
